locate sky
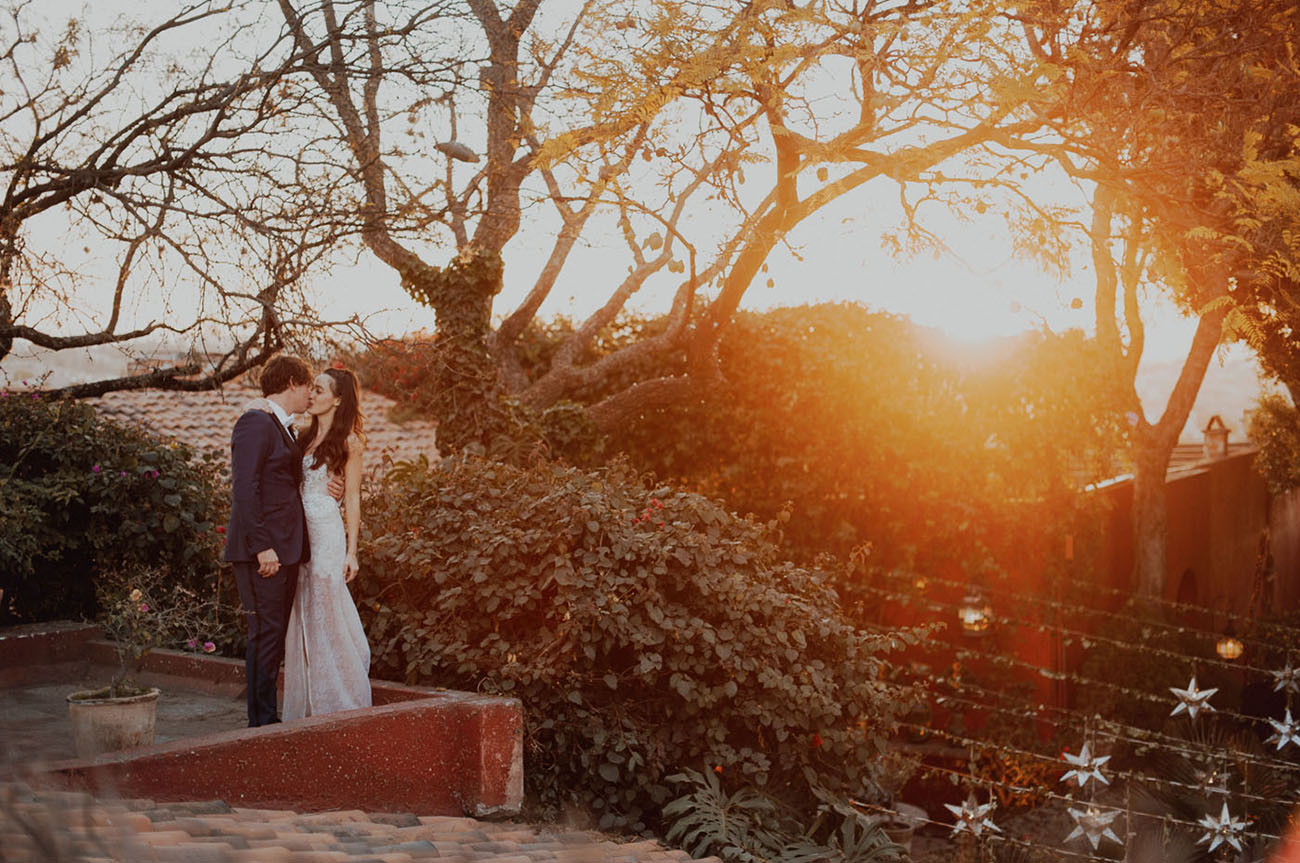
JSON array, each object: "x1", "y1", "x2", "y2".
[{"x1": 2, "y1": 0, "x2": 1271, "y2": 443}]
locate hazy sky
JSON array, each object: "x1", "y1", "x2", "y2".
[{"x1": 6, "y1": 0, "x2": 1267, "y2": 438}]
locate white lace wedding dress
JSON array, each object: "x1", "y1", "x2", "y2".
[{"x1": 283, "y1": 456, "x2": 371, "y2": 719}]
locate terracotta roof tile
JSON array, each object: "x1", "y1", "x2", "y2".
[{"x1": 92, "y1": 386, "x2": 440, "y2": 474}]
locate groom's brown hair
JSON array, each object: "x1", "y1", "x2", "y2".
[{"x1": 259, "y1": 355, "x2": 312, "y2": 396}]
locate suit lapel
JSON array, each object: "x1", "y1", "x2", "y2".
[
  {"x1": 266, "y1": 412, "x2": 302, "y2": 486},
  {"x1": 269, "y1": 413, "x2": 296, "y2": 450}
]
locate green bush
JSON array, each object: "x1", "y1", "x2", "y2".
[
  {"x1": 0, "y1": 391, "x2": 229, "y2": 625},
  {"x1": 357, "y1": 455, "x2": 920, "y2": 830},
  {"x1": 1248, "y1": 392, "x2": 1300, "y2": 494}
]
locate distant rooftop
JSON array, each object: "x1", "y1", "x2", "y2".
[{"x1": 92, "y1": 384, "x2": 439, "y2": 472}]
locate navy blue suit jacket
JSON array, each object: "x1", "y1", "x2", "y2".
[{"x1": 223, "y1": 410, "x2": 310, "y2": 565}]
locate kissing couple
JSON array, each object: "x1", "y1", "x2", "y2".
[{"x1": 223, "y1": 354, "x2": 372, "y2": 727}]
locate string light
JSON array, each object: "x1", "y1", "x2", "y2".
[
  {"x1": 847, "y1": 567, "x2": 1300, "y2": 859},
  {"x1": 957, "y1": 587, "x2": 992, "y2": 636},
  {"x1": 1215, "y1": 625, "x2": 1244, "y2": 661}
]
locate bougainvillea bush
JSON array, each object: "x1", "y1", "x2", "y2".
[
  {"x1": 0, "y1": 391, "x2": 229, "y2": 626},
  {"x1": 357, "y1": 454, "x2": 921, "y2": 830}
]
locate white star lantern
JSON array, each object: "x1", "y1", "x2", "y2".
[
  {"x1": 1169, "y1": 676, "x2": 1218, "y2": 720},
  {"x1": 1060, "y1": 741, "x2": 1110, "y2": 790},
  {"x1": 1196, "y1": 801, "x2": 1247, "y2": 854},
  {"x1": 944, "y1": 794, "x2": 1000, "y2": 839},
  {"x1": 1193, "y1": 764, "x2": 1230, "y2": 796},
  {"x1": 1272, "y1": 662, "x2": 1300, "y2": 695},
  {"x1": 1065, "y1": 805, "x2": 1123, "y2": 850},
  {"x1": 1267, "y1": 708, "x2": 1300, "y2": 751}
]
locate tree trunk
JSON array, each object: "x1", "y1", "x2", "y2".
[
  {"x1": 0, "y1": 283, "x2": 11, "y2": 364},
  {"x1": 0, "y1": 228, "x2": 15, "y2": 363},
  {"x1": 1130, "y1": 432, "x2": 1174, "y2": 602},
  {"x1": 403, "y1": 249, "x2": 512, "y2": 456},
  {"x1": 1127, "y1": 303, "x2": 1227, "y2": 602}
]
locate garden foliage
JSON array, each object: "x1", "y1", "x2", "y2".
[
  {"x1": 349, "y1": 304, "x2": 1125, "y2": 572},
  {"x1": 606, "y1": 304, "x2": 1126, "y2": 569},
  {"x1": 1248, "y1": 392, "x2": 1300, "y2": 494},
  {"x1": 0, "y1": 391, "x2": 229, "y2": 624},
  {"x1": 664, "y1": 767, "x2": 907, "y2": 863},
  {"x1": 357, "y1": 454, "x2": 922, "y2": 830}
]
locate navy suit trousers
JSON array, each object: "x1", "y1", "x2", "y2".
[{"x1": 233, "y1": 561, "x2": 300, "y2": 727}]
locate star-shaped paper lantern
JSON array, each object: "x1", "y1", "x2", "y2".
[
  {"x1": 1065, "y1": 805, "x2": 1123, "y2": 850},
  {"x1": 1196, "y1": 802, "x2": 1246, "y2": 853},
  {"x1": 1060, "y1": 741, "x2": 1110, "y2": 790},
  {"x1": 1267, "y1": 708, "x2": 1300, "y2": 751},
  {"x1": 1193, "y1": 763, "x2": 1230, "y2": 796},
  {"x1": 1272, "y1": 663, "x2": 1300, "y2": 695},
  {"x1": 943, "y1": 794, "x2": 1000, "y2": 838},
  {"x1": 1169, "y1": 676, "x2": 1218, "y2": 720}
]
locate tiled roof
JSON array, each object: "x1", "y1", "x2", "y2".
[
  {"x1": 92, "y1": 385, "x2": 440, "y2": 473},
  {"x1": 0, "y1": 784, "x2": 715, "y2": 863}
]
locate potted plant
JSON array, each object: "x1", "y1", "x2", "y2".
[
  {"x1": 871, "y1": 749, "x2": 925, "y2": 854},
  {"x1": 67, "y1": 564, "x2": 222, "y2": 758}
]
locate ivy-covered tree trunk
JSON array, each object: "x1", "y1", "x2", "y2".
[{"x1": 403, "y1": 249, "x2": 511, "y2": 456}]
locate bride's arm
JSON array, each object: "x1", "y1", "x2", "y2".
[{"x1": 342, "y1": 435, "x2": 364, "y2": 582}]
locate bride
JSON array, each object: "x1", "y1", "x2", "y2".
[{"x1": 281, "y1": 367, "x2": 372, "y2": 719}]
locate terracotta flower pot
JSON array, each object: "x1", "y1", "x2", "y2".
[
  {"x1": 66, "y1": 687, "x2": 161, "y2": 758},
  {"x1": 881, "y1": 802, "x2": 928, "y2": 855}
]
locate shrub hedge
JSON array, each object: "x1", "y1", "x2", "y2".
[
  {"x1": 0, "y1": 391, "x2": 229, "y2": 626},
  {"x1": 357, "y1": 454, "x2": 920, "y2": 829}
]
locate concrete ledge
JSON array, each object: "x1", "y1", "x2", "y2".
[
  {"x1": 37, "y1": 693, "x2": 523, "y2": 815},
  {"x1": 0, "y1": 622, "x2": 101, "y2": 686},
  {"x1": 3, "y1": 622, "x2": 524, "y2": 816}
]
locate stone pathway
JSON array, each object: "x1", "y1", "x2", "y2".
[{"x1": 0, "y1": 784, "x2": 711, "y2": 863}]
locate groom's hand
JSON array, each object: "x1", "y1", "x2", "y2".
[
  {"x1": 326, "y1": 474, "x2": 345, "y2": 501},
  {"x1": 256, "y1": 548, "x2": 281, "y2": 577}
]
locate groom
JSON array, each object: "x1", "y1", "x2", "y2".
[{"x1": 225, "y1": 354, "x2": 313, "y2": 727}]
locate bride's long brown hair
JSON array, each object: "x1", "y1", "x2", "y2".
[{"x1": 305, "y1": 368, "x2": 364, "y2": 475}]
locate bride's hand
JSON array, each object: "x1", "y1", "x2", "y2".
[{"x1": 344, "y1": 553, "x2": 359, "y2": 583}]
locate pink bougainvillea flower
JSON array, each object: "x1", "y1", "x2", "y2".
[
  {"x1": 202, "y1": 641, "x2": 216, "y2": 653},
  {"x1": 92, "y1": 465, "x2": 101, "y2": 473},
  {"x1": 138, "y1": 603, "x2": 149, "y2": 612},
  {"x1": 186, "y1": 638, "x2": 199, "y2": 649}
]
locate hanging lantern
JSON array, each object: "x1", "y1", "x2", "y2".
[
  {"x1": 1216, "y1": 627, "x2": 1244, "y2": 661},
  {"x1": 958, "y1": 589, "x2": 992, "y2": 636}
]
